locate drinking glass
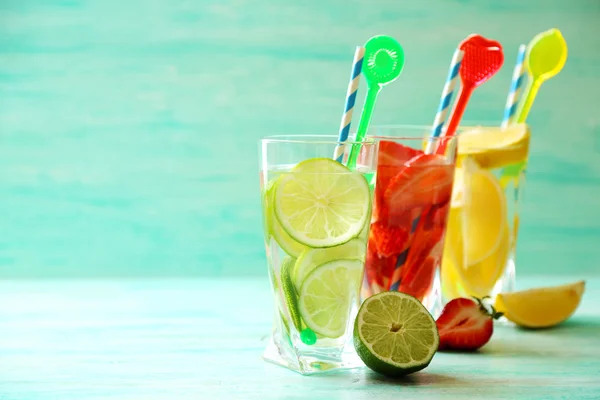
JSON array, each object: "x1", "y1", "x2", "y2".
[
  {"x1": 439, "y1": 123, "x2": 530, "y2": 304},
  {"x1": 259, "y1": 135, "x2": 377, "y2": 375},
  {"x1": 360, "y1": 126, "x2": 458, "y2": 319}
]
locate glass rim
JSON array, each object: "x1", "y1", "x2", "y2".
[
  {"x1": 260, "y1": 133, "x2": 453, "y2": 144},
  {"x1": 371, "y1": 122, "x2": 529, "y2": 133},
  {"x1": 372, "y1": 122, "x2": 529, "y2": 128},
  {"x1": 260, "y1": 134, "x2": 376, "y2": 146}
]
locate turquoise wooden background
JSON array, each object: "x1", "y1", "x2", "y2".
[{"x1": 0, "y1": 0, "x2": 598, "y2": 278}]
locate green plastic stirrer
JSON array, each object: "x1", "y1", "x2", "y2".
[{"x1": 347, "y1": 35, "x2": 405, "y2": 168}]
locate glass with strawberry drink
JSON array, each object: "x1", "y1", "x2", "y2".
[{"x1": 361, "y1": 127, "x2": 457, "y2": 317}]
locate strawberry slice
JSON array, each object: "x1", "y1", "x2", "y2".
[
  {"x1": 423, "y1": 202, "x2": 450, "y2": 231},
  {"x1": 378, "y1": 140, "x2": 422, "y2": 168},
  {"x1": 384, "y1": 154, "x2": 454, "y2": 213},
  {"x1": 369, "y1": 221, "x2": 411, "y2": 257},
  {"x1": 365, "y1": 238, "x2": 397, "y2": 291},
  {"x1": 399, "y1": 256, "x2": 436, "y2": 301},
  {"x1": 395, "y1": 210, "x2": 445, "y2": 295},
  {"x1": 376, "y1": 165, "x2": 403, "y2": 200},
  {"x1": 375, "y1": 141, "x2": 421, "y2": 209},
  {"x1": 436, "y1": 297, "x2": 503, "y2": 351},
  {"x1": 405, "y1": 217, "x2": 445, "y2": 271}
]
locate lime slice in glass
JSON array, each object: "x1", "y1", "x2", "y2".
[
  {"x1": 298, "y1": 259, "x2": 363, "y2": 338},
  {"x1": 274, "y1": 158, "x2": 371, "y2": 248},
  {"x1": 264, "y1": 179, "x2": 306, "y2": 257},
  {"x1": 353, "y1": 291, "x2": 439, "y2": 377},
  {"x1": 281, "y1": 256, "x2": 302, "y2": 332},
  {"x1": 293, "y1": 238, "x2": 366, "y2": 292}
]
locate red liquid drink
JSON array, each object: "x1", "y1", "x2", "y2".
[{"x1": 362, "y1": 136, "x2": 457, "y2": 317}]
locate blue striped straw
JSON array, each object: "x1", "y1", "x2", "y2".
[
  {"x1": 390, "y1": 50, "x2": 463, "y2": 290},
  {"x1": 425, "y1": 48, "x2": 464, "y2": 154},
  {"x1": 333, "y1": 46, "x2": 365, "y2": 163},
  {"x1": 501, "y1": 44, "x2": 527, "y2": 127}
]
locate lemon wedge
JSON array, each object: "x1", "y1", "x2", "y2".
[
  {"x1": 458, "y1": 124, "x2": 530, "y2": 169},
  {"x1": 441, "y1": 208, "x2": 465, "y2": 301},
  {"x1": 441, "y1": 158, "x2": 509, "y2": 298},
  {"x1": 495, "y1": 281, "x2": 585, "y2": 328},
  {"x1": 462, "y1": 158, "x2": 507, "y2": 265},
  {"x1": 441, "y1": 207, "x2": 509, "y2": 299},
  {"x1": 461, "y1": 224, "x2": 510, "y2": 298}
]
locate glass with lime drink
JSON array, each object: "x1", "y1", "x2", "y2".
[{"x1": 260, "y1": 135, "x2": 376, "y2": 375}]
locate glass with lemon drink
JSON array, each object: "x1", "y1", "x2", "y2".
[
  {"x1": 260, "y1": 135, "x2": 376, "y2": 375},
  {"x1": 441, "y1": 123, "x2": 530, "y2": 302}
]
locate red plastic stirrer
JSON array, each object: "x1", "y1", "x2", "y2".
[{"x1": 436, "y1": 34, "x2": 504, "y2": 154}]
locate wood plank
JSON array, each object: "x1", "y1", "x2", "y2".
[{"x1": 1, "y1": 276, "x2": 598, "y2": 399}]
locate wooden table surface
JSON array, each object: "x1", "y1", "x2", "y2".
[{"x1": 1, "y1": 276, "x2": 599, "y2": 399}]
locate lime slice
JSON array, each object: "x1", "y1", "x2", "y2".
[
  {"x1": 358, "y1": 217, "x2": 370, "y2": 241},
  {"x1": 298, "y1": 259, "x2": 363, "y2": 338},
  {"x1": 293, "y1": 238, "x2": 366, "y2": 292},
  {"x1": 264, "y1": 179, "x2": 306, "y2": 257},
  {"x1": 281, "y1": 256, "x2": 302, "y2": 332},
  {"x1": 353, "y1": 291, "x2": 439, "y2": 377},
  {"x1": 274, "y1": 158, "x2": 371, "y2": 248}
]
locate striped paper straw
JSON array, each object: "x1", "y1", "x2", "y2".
[
  {"x1": 333, "y1": 46, "x2": 365, "y2": 163},
  {"x1": 389, "y1": 248, "x2": 410, "y2": 291},
  {"x1": 390, "y1": 50, "x2": 463, "y2": 291},
  {"x1": 425, "y1": 48, "x2": 464, "y2": 154},
  {"x1": 388, "y1": 211, "x2": 423, "y2": 291},
  {"x1": 501, "y1": 44, "x2": 527, "y2": 127}
]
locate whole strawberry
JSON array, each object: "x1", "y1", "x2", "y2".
[{"x1": 436, "y1": 297, "x2": 503, "y2": 351}]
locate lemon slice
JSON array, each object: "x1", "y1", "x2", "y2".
[
  {"x1": 458, "y1": 123, "x2": 530, "y2": 169},
  {"x1": 462, "y1": 158, "x2": 507, "y2": 264},
  {"x1": 495, "y1": 281, "x2": 585, "y2": 328},
  {"x1": 441, "y1": 208, "x2": 465, "y2": 301},
  {"x1": 293, "y1": 238, "x2": 366, "y2": 292},
  {"x1": 462, "y1": 223, "x2": 510, "y2": 297},
  {"x1": 441, "y1": 204, "x2": 509, "y2": 299},
  {"x1": 274, "y1": 158, "x2": 371, "y2": 248},
  {"x1": 298, "y1": 259, "x2": 363, "y2": 338}
]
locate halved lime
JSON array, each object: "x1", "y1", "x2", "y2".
[
  {"x1": 264, "y1": 179, "x2": 306, "y2": 257},
  {"x1": 293, "y1": 238, "x2": 366, "y2": 292},
  {"x1": 298, "y1": 259, "x2": 363, "y2": 338},
  {"x1": 274, "y1": 158, "x2": 371, "y2": 248},
  {"x1": 281, "y1": 256, "x2": 302, "y2": 332},
  {"x1": 353, "y1": 291, "x2": 439, "y2": 377}
]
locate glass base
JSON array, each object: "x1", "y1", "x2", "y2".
[
  {"x1": 426, "y1": 269, "x2": 443, "y2": 319},
  {"x1": 262, "y1": 335, "x2": 363, "y2": 375},
  {"x1": 492, "y1": 257, "x2": 516, "y2": 325}
]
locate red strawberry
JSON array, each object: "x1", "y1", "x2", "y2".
[
  {"x1": 365, "y1": 239, "x2": 397, "y2": 291},
  {"x1": 423, "y1": 202, "x2": 450, "y2": 231},
  {"x1": 375, "y1": 141, "x2": 422, "y2": 207},
  {"x1": 399, "y1": 255, "x2": 436, "y2": 301},
  {"x1": 405, "y1": 218, "x2": 444, "y2": 270},
  {"x1": 396, "y1": 215, "x2": 444, "y2": 296},
  {"x1": 378, "y1": 140, "x2": 422, "y2": 168},
  {"x1": 376, "y1": 165, "x2": 403, "y2": 201},
  {"x1": 436, "y1": 297, "x2": 504, "y2": 351},
  {"x1": 370, "y1": 221, "x2": 411, "y2": 257},
  {"x1": 384, "y1": 154, "x2": 454, "y2": 212}
]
